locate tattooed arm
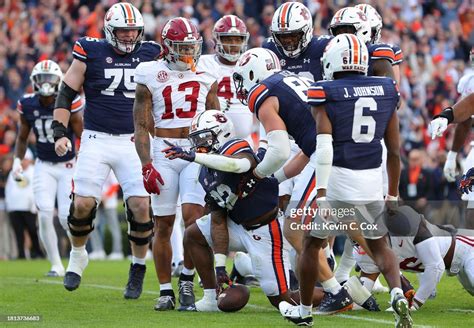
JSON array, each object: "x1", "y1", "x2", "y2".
[
  {"x1": 133, "y1": 83, "x2": 153, "y2": 165},
  {"x1": 211, "y1": 207, "x2": 229, "y2": 256},
  {"x1": 205, "y1": 81, "x2": 220, "y2": 110}
]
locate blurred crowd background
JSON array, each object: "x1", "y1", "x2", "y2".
[{"x1": 0, "y1": 0, "x2": 473, "y2": 259}]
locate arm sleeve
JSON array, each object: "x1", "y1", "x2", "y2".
[
  {"x1": 254, "y1": 130, "x2": 290, "y2": 178},
  {"x1": 194, "y1": 153, "x2": 252, "y2": 174},
  {"x1": 413, "y1": 238, "x2": 445, "y2": 304},
  {"x1": 315, "y1": 134, "x2": 333, "y2": 190}
]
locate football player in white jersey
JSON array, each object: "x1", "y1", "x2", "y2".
[
  {"x1": 12, "y1": 60, "x2": 84, "y2": 276},
  {"x1": 354, "y1": 206, "x2": 474, "y2": 308},
  {"x1": 199, "y1": 15, "x2": 253, "y2": 141},
  {"x1": 133, "y1": 17, "x2": 219, "y2": 311},
  {"x1": 52, "y1": 3, "x2": 161, "y2": 298},
  {"x1": 430, "y1": 48, "x2": 474, "y2": 229}
]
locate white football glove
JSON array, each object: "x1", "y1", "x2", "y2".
[
  {"x1": 429, "y1": 117, "x2": 448, "y2": 139},
  {"x1": 443, "y1": 151, "x2": 457, "y2": 182},
  {"x1": 12, "y1": 157, "x2": 24, "y2": 182},
  {"x1": 316, "y1": 196, "x2": 332, "y2": 220}
]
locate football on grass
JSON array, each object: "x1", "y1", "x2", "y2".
[{"x1": 217, "y1": 284, "x2": 250, "y2": 312}]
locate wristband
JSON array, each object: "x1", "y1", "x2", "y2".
[
  {"x1": 385, "y1": 194, "x2": 398, "y2": 201},
  {"x1": 51, "y1": 120, "x2": 68, "y2": 142},
  {"x1": 273, "y1": 167, "x2": 288, "y2": 183},
  {"x1": 214, "y1": 253, "x2": 227, "y2": 267},
  {"x1": 434, "y1": 107, "x2": 454, "y2": 124}
]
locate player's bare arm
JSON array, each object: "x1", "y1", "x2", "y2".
[
  {"x1": 253, "y1": 96, "x2": 290, "y2": 178},
  {"x1": 384, "y1": 111, "x2": 401, "y2": 198},
  {"x1": 371, "y1": 59, "x2": 396, "y2": 81},
  {"x1": 133, "y1": 83, "x2": 153, "y2": 166},
  {"x1": 53, "y1": 59, "x2": 86, "y2": 126},
  {"x1": 276, "y1": 151, "x2": 310, "y2": 182},
  {"x1": 205, "y1": 81, "x2": 220, "y2": 110},
  {"x1": 210, "y1": 207, "x2": 229, "y2": 256},
  {"x1": 14, "y1": 115, "x2": 31, "y2": 160},
  {"x1": 451, "y1": 118, "x2": 472, "y2": 153},
  {"x1": 70, "y1": 110, "x2": 84, "y2": 139},
  {"x1": 53, "y1": 59, "x2": 86, "y2": 156},
  {"x1": 311, "y1": 104, "x2": 333, "y2": 199},
  {"x1": 430, "y1": 93, "x2": 474, "y2": 139}
]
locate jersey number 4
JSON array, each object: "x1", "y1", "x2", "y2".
[
  {"x1": 162, "y1": 81, "x2": 200, "y2": 120},
  {"x1": 352, "y1": 97, "x2": 377, "y2": 143}
]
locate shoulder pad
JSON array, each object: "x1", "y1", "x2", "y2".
[{"x1": 220, "y1": 139, "x2": 252, "y2": 156}]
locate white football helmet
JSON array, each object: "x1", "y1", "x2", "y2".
[
  {"x1": 329, "y1": 7, "x2": 371, "y2": 45},
  {"x1": 233, "y1": 48, "x2": 281, "y2": 102},
  {"x1": 189, "y1": 110, "x2": 235, "y2": 153},
  {"x1": 104, "y1": 3, "x2": 144, "y2": 53},
  {"x1": 321, "y1": 34, "x2": 369, "y2": 80},
  {"x1": 355, "y1": 4, "x2": 383, "y2": 44},
  {"x1": 271, "y1": 2, "x2": 313, "y2": 58},
  {"x1": 30, "y1": 60, "x2": 63, "y2": 97}
]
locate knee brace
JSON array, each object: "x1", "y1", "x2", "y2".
[
  {"x1": 125, "y1": 200, "x2": 154, "y2": 246},
  {"x1": 67, "y1": 196, "x2": 97, "y2": 237}
]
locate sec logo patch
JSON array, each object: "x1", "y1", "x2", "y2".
[
  {"x1": 157, "y1": 70, "x2": 169, "y2": 82},
  {"x1": 106, "y1": 57, "x2": 113, "y2": 64}
]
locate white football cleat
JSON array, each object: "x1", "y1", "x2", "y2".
[
  {"x1": 373, "y1": 277, "x2": 389, "y2": 293},
  {"x1": 195, "y1": 297, "x2": 219, "y2": 312},
  {"x1": 280, "y1": 301, "x2": 313, "y2": 326},
  {"x1": 88, "y1": 250, "x2": 106, "y2": 260}
]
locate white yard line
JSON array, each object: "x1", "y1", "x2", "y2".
[
  {"x1": 337, "y1": 314, "x2": 434, "y2": 328},
  {"x1": 447, "y1": 309, "x2": 474, "y2": 314}
]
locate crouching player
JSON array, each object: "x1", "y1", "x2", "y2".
[
  {"x1": 162, "y1": 110, "x2": 329, "y2": 311},
  {"x1": 355, "y1": 205, "x2": 474, "y2": 309}
]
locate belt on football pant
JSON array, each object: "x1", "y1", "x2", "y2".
[{"x1": 241, "y1": 207, "x2": 279, "y2": 231}]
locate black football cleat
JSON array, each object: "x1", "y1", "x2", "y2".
[
  {"x1": 327, "y1": 255, "x2": 336, "y2": 272},
  {"x1": 361, "y1": 295, "x2": 381, "y2": 311},
  {"x1": 178, "y1": 274, "x2": 195, "y2": 311},
  {"x1": 124, "y1": 263, "x2": 146, "y2": 299},
  {"x1": 154, "y1": 295, "x2": 176, "y2": 311},
  {"x1": 315, "y1": 286, "x2": 353, "y2": 315},
  {"x1": 64, "y1": 272, "x2": 81, "y2": 291},
  {"x1": 392, "y1": 294, "x2": 413, "y2": 328}
]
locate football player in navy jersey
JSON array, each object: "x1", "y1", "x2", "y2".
[
  {"x1": 280, "y1": 35, "x2": 412, "y2": 327},
  {"x1": 355, "y1": 3, "x2": 404, "y2": 84},
  {"x1": 233, "y1": 48, "x2": 358, "y2": 316},
  {"x1": 51, "y1": 3, "x2": 161, "y2": 299},
  {"x1": 162, "y1": 110, "x2": 328, "y2": 312},
  {"x1": 12, "y1": 60, "x2": 84, "y2": 277}
]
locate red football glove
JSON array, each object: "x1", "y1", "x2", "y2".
[{"x1": 142, "y1": 162, "x2": 164, "y2": 194}]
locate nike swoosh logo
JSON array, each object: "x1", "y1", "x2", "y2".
[
  {"x1": 196, "y1": 71, "x2": 206, "y2": 75},
  {"x1": 398, "y1": 240, "x2": 403, "y2": 247}
]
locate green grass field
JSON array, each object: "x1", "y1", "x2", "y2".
[{"x1": 1, "y1": 259, "x2": 472, "y2": 327}]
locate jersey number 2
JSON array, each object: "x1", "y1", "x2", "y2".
[
  {"x1": 352, "y1": 97, "x2": 377, "y2": 143},
  {"x1": 162, "y1": 81, "x2": 200, "y2": 119}
]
